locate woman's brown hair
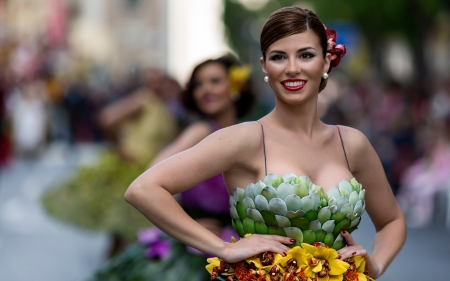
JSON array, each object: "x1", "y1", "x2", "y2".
[
  {"x1": 260, "y1": 7, "x2": 329, "y2": 92},
  {"x1": 181, "y1": 55, "x2": 255, "y2": 118}
]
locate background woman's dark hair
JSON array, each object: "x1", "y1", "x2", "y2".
[
  {"x1": 260, "y1": 6, "x2": 329, "y2": 92},
  {"x1": 181, "y1": 55, "x2": 255, "y2": 118}
]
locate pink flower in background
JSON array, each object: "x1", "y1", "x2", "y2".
[
  {"x1": 138, "y1": 227, "x2": 163, "y2": 245},
  {"x1": 144, "y1": 240, "x2": 171, "y2": 259}
]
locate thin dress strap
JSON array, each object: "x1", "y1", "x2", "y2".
[
  {"x1": 256, "y1": 121, "x2": 267, "y2": 175},
  {"x1": 336, "y1": 125, "x2": 351, "y2": 172}
]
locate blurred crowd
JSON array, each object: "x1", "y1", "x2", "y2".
[
  {"x1": 1, "y1": 33, "x2": 450, "y2": 229},
  {"x1": 0, "y1": 36, "x2": 187, "y2": 166}
]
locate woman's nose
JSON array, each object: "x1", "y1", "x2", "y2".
[{"x1": 285, "y1": 59, "x2": 300, "y2": 76}]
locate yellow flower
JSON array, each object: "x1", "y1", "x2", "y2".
[
  {"x1": 345, "y1": 256, "x2": 375, "y2": 281},
  {"x1": 246, "y1": 252, "x2": 285, "y2": 273},
  {"x1": 279, "y1": 246, "x2": 310, "y2": 271},
  {"x1": 301, "y1": 243, "x2": 349, "y2": 281},
  {"x1": 229, "y1": 65, "x2": 251, "y2": 99},
  {"x1": 206, "y1": 257, "x2": 221, "y2": 274}
]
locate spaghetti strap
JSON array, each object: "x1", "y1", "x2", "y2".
[
  {"x1": 256, "y1": 121, "x2": 267, "y2": 175},
  {"x1": 336, "y1": 125, "x2": 351, "y2": 172}
]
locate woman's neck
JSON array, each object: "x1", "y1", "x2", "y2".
[
  {"x1": 270, "y1": 97, "x2": 323, "y2": 138},
  {"x1": 209, "y1": 105, "x2": 238, "y2": 129}
]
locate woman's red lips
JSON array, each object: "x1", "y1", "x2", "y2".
[{"x1": 281, "y1": 79, "x2": 307, "y2": 91}]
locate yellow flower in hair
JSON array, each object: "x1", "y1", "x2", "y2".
[{"x1": 229, "y1": 65, "x2": 251, "y2": 100}]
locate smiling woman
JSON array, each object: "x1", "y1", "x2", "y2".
[{"x1": 124, "y1": 6, "x2": 406, "y2": 281}]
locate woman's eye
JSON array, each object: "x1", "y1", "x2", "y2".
[
  {"x1": 211, "y1": 77, "x2": 221, "y2": 84},
  {"x1": 300, "y1": 53, "x2": 315, "y2": 59},
  {"x1": 269, "y1": 54, "x2": 285, "y2": 61}
]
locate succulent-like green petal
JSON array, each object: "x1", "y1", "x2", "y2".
[
  {"x1": 229, "y1": 195, "x2": 234, "y2": 207},
  {"x1": 234, "y1": 219, "x2": 245, "y2": 237},
  {"x1": 340, "y1": 203, "x2": 354, "y2": 215},
  {"x1": 285, "y1": 210, "x2": 305, "y2": 219},
  {"x1": 304, "y1": 210, "x2": 318, "y2": 221},
  {"x1": 336, "y1": 196, "x2": 349, "y2": 212},
  {"x1": 284, "y1": 227, "x2": 303, "y2": 247},
  {"x1": 247, "y1": 208, "x2": 264, "y2": 222},
  {"x1": 330, "y1": 212, "x2": 346, "y2": 224},
  {"x1": 310, "y1": 220, "x2": 322, "y2": 231},
  {"x1": 349, "y1": 191, "x2": 359, "y2": 206},
  {"x1": 260, "y1": 210, "x2": 278, "y2": 226},
  {"x1": 318, "y1": 206, "x2": 331, "y2": 224},
  {"x1": 310, "y1": 193, "x2": 320, "y2": 210},
  {"x1": 293, "y1": 183, "x2": 309, "y2": 198},
  {"x1": 233, "y1": 187, "x2": 245, "y2": 204},
  {"x1": 332, "y1": 234, "x2": 345, "y2": 250},
  {"x1": 277, "y1": 183, "x2": 294, "y2": 201},
  {"x1": 244, "y1": 183, "x2": 255, "y2": 200},
  {"x1": 350, "y1": 178, "x2": 360, "y2": 192},
  {"x1": 301, "y1": 195, "x2": 314, "y2": 212},
  {"x1": 243, "y1": 217, "x2": 256, "y2": 234},
  {"x1": 263, "y1": 174, "x2": 278, "y2": 187},
  {"x1": 322, "y1": 220, "x2": 335, "y2": 233},
  {"x1": 282, "y1": 173, "x2": 298, "y2": 183},
  {"x1": 268, "y1": 226, "x2": 286, "y2": 236},
  {"x1": 261, "y1": 186, "x2": 278, "y2": 202},
  {"x1": 350, "y1": 216, "x2": 361, "y2": 228},
  {"x1": 315, "y1": 229, "x2": 327, "y2": 242},
  {"x1": 329, "y1": 205, "x2": 338, "y2": 214},
  {"x1": 269, "y1": 198, "x2": 288, "y2": 215},
  {"x1": 230, "y1": 205, "x2": 239, "y2": 220},
  {"x1": 359, "y1": 189, "x2": 366, "y2": 201},
  {"x1": 236, "y1": 201, "x2": 247, "y2": 220},
  {"x1": 272, "y1": 176, "x2": 284, "y2": 188},
  {"x1": 290, "y1": 217, "x2": 310, "y2": 231},
  {"x1": 285, "y1": 194, "x2": 302, "y2": 211},
  {"x1": 299, "y1": 176, "x2": 311, "y2": 187},
  {"x1": 243, "y1": 197, "x2": 255, "y2": 210},
  {"x1": 327, "y1": 187, "x2": 341, "y2": 200},
  {"x1": 255, "y1": 195, "x2": 269, "y2": 211},
  {"x1": 320, "y1": 198, "x2": 328, "y2": 207},
  {"x1": 303, "y1": 230, "x2": 316, "y2": 244},
  {"x1": 275, "y1": 215, "x2": 291, "y2": 227},
  {"x1": 253, "y1": 181, "x2": 266, "y2": 197},
  {"x1": 328, "y1": 197, "x2": 337, "y2": 207},
  {"x1": 289, "y1": 177, "x2": 301, "y2": 185},
  {"x1": 333, "y1": 219, "x2": 350, "y2": 237},
  {"x1": 324, "y1": 232, "x2": 334, "y2": 247},
  {"x1": 353, "y1": 200, "x2": 363, "y2": 215},
  {"x1": 339, "y1": 180, "x2": 353, "y2": 197},
  {"x1": 255, "y1": 221, "x2": 269, "y2": 234},
  {"x1": 346, "y1": 214, "x2": 358, "y2": 221}
]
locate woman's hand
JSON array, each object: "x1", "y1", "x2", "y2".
[
  {"x1": 221, "y1": 234, "x2": 294, "y2": 263},
  {"x1": 338, "y1": 230, "x2": 381, "y2": 279}
]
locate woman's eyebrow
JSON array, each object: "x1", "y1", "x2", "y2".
[{"x1": 269, "y1": 47, "x2": 316, "y2": 55}]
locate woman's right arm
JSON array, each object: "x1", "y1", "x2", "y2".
[{"x1": 124, "y1": 123, "x2": 293, "y2": 262}]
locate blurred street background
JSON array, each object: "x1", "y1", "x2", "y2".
[{"x1": 1, "y1": 0, "x2": 450, "y2": 280}]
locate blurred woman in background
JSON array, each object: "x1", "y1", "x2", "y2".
[{"x1": 90, "y1": 55, "x2": 255, "y2": 281}]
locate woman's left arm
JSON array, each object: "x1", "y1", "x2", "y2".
[{"x1": 338, "y1": 127, "x2": 407, "y2": 279}]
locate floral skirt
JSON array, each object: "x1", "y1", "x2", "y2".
[
  {"x1": 207, "y1": 242, "x2": 374, "y2": 281},
  {"x1": 90, "y1": 236, "x2": 210, "y2": 281}
]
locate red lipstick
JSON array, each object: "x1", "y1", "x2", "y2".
[{"x1": 280, "y1": 79, "x2": 307, "y2": 91}]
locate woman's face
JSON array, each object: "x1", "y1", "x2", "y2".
[
  {"x1": 260, "y1": 30, "x2": 331, "y2": 105},
  {"x1": 193, "y1": 62, "x2": 234, "y2": 117}
]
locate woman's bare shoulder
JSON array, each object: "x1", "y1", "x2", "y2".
[
  {"x1": 335, "y1": 125, "x2": 370, "y2": 152},
  {"x1": 207, "y1": 121, "x2": 263, "y2": 149}
]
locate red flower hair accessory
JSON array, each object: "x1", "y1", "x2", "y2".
[{"x1": 324, "y1": 24, "x2": 347, "y2": 73}]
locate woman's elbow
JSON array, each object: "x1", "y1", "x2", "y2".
[{"x1": 124, "y1": 181, "x2": 141, "y2": 205}]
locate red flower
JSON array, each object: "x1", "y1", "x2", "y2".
[{"x1": 323, "y1": 24, "x2": 347, "y2": 73}]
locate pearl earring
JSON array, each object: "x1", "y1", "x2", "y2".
[
  {"x1": 322, "y1": 73, "x2": 329, "y2": 79},
  {"x1": 264, "y1": 76, "x2": 269, "y2": 83}
]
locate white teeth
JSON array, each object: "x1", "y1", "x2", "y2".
[{"x1": 284, "y1": 81, "x2": 305, "y2": 87}]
